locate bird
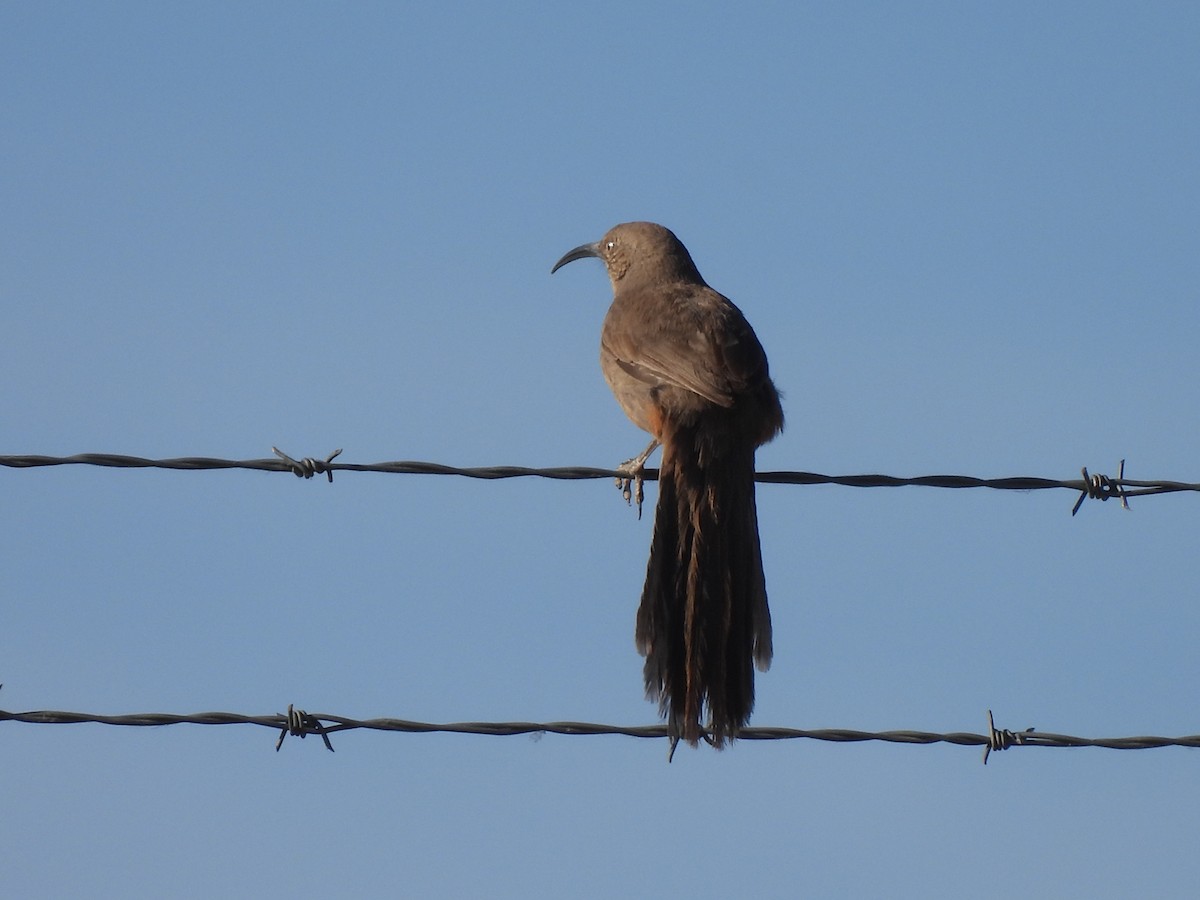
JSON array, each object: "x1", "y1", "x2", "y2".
[{"x1": 552, "y1": 221, "x2": 784, "y2": 749}]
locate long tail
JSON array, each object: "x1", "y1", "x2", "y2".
[{"x1": 635, "y1": 422, "x2": 772, "y2": 747}]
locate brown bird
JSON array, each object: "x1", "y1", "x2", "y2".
[{"x1": 552, "y1": 221, "x2": 784, "y2": 748}]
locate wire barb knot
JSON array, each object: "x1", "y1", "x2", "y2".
[
  {"x1": 983, "y1": 709, "x2": 1034, "y2": 764},
  {"x1": 1071, "y1": 459, "x2": 1130, "y2": 516},
  {"x1": 275, "y1": 703, "x2": 335, "y2": 752},
  {"x1": 272, "y1": 447, "x2": 343, "y2": 483}
]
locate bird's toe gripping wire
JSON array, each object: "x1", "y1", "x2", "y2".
[{"x1": 615, "y1": 439, "x2": 660, "y2": 519}]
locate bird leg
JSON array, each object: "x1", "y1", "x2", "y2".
[{"x1": 615, "y1": 438, "x2": 659, "y2": 519}]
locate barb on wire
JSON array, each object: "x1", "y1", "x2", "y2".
[
  {"x1": 275, "y1": 703, "x2": 335, "y2": 752},
  {"x1": 272, "y1": 447, "x2": 343, "y2": 483},
  {"x1": 3, "y1": 706, "x2": 1198, "y2": 763},
  {"x1": 984, "y1": 708, "x2": 1034, "y2": 764},
  {"x1": 1, "y1": 451, "x2": 1195, "y2": 514},
  {"x1": 1072, "y1": 458, "x2": 1131, "y2": 516}
]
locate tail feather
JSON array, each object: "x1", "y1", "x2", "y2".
[{"x1": 635, "y1": 423, "x2": 772, "y2": 747}]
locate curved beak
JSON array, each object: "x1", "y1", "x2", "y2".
[{"x1": 551, "y1": 241, "x2": 601, "y2": 274}]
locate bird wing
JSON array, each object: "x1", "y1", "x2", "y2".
[{"x1": 601, "y1": 285, "x2": 769, "y2": 409}]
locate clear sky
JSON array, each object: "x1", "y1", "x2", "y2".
[{"x1": 3, "y1": 3, "x2": 1199, "y2": 897}]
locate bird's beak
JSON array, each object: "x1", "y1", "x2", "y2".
[{"x1": 551, "y1": 241, "x2": 601, "y2": 274}]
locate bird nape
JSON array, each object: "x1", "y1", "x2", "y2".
[{"x1": 552, "y1": 221, "x2": 784, "y2": 750}]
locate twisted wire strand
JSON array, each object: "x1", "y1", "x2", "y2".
[
  {"x1": 4, "y1": 707, "x2": 1199, "y2": 762},
  {"x1": 2, "y1": 452, "x2": 1194, "y2": 511}
]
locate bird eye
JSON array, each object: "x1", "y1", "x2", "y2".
[{"x1": 606, "y1": 241, "x2": 616, "y2": 251}]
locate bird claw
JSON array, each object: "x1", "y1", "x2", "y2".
[
  {"x1": 613, "y1": 439, "x2": 659, "y2": 520},
  {"x1": 666, "y1": 734, "x2": 680, "y2": 763},
  {"x1": 614, "y1": 457, "x2": 646, "y2": 519}
]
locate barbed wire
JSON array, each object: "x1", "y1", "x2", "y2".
[
  {"x1": 3, "y1": 705, "x2": 1198, "y2": 764},
  {"x1": 3, "y1": 450, "x2": 1196, "y2": 514},
  {"x1": 5, "y1": 455, "x2": 1194, "y2": 765}
]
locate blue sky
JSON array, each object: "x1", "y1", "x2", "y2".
[{"x1": 3, "y1": 3, "x2": 1199, "y2": 897}]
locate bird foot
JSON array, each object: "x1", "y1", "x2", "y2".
[
  {"x1": 614, "y1": 457, "x2": 647, "y2": 519},
  {"x1": 613, "y1": 439, "x2": 658, "y2": 520}
]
